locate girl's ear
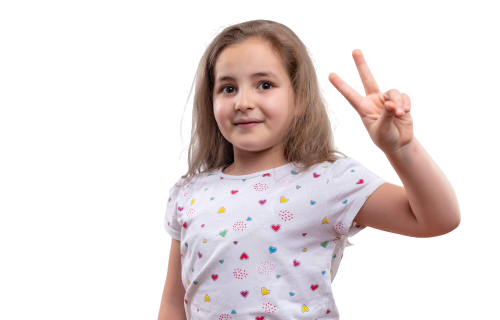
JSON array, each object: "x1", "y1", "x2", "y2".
[
  {"x1": 293, "y1": 106, "x2": 301, "y2": 117},
  {"x1": 290, "y1": 88, "x2": 301, "y2": 117},
  {"x1": 293, "y1": 99, "x2": 304, "y2": 118}
]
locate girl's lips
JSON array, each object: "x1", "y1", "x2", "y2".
[{"x1": 235, "y1": 122, "x2": 261, "y2": 129}]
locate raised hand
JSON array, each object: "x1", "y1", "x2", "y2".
[{"x1": 328, "y1": 49, "x2": 415, "y2": 156}]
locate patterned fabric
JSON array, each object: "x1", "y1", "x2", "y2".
[{"x1": 164, "y1": 157, "x2": 387, "y2": 320}]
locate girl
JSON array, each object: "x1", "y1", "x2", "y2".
[{"x1": 159, "y1": 19, "x2": 461, "y2": 320}]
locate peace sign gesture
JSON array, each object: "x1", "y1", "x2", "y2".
[{"x1": 328, "y1": 49, "x2": 415, "y2": 156}]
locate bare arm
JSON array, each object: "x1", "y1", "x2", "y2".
[
  {"x1": 158, "y1": 239, "x2": 186, "y2": 320},
  {"x1": 158, "y1": 301, "x2": 186, "y2": 320}
]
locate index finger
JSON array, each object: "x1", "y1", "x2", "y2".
[
  {"x1": 352, "y1": 49, "x2": 381, "y2": 95},
  {"x1": 328, "y1": 72, "x2": 363, "y2": 110}
]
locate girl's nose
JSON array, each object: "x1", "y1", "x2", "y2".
[{"x1": 235, "y1": 86, "x2": 254, "y2": 111}]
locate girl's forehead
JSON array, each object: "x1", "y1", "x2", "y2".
[{"x1": 214, "y1": 41, "x2": 285, "y2": 80}]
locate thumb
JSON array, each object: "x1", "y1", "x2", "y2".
[{"x1": 382, "y1": 101, "x2": 397, "y2": 120}]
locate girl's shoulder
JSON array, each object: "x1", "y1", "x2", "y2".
[
  {"x1": 300, "y1": 157, "x2": 353, "y2": 173},
  {"x1": 171, "y1": 168, "x2": 217, "y2": 193}
]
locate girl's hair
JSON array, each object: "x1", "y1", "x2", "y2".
[{"x1": 173, "y1": 19, "x2": 354, "y2": 246}]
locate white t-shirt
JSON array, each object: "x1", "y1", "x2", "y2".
[{"x1": 164, "y1": 157, "x2": 387, "y2": 320}]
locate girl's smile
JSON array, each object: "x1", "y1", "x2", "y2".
[{"x1": 235, "y1": 122, "x2": 262, "y2": 129}]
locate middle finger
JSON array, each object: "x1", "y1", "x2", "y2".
[{"x1": 352, "y1": 49, "x2": 380, "y2": 96}]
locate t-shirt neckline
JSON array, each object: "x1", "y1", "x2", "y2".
[{"x1": 216, "y1": 161, "x2": 298, "y2": 180}]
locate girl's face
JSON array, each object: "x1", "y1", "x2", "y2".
[{"x1": 213, "y1": 37, "x2": 295, "y2": 154}]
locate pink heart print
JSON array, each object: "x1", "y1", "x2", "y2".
[{"x1": 240, "y1": 252, "x2": 249, "y2": 260}]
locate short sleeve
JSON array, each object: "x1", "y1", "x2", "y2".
[
  {"x1": 327, "y1": 157, "x2": 391, "y2": 282},
  {"x1": 163, "y1": 178, "x2": 183, "y2": 241},
  {"x1": 326, "y1": 157, "x2": 387, "y2": 237}
]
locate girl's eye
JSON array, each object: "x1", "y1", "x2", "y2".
[{"x1": 220, "y1": 81, "x2": 274, "y2": 94}]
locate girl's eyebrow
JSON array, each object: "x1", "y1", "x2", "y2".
[{"x1": 215, "y1": 72, "x2": 277, "y2": 84}]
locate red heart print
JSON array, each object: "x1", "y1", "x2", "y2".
[
  {"x1": 313, "y1": 172, "x2": 320, "y2": 178},
  {"x1": 178, "y1": 206, "x2": 183, "y2": 211},
  {"x1": 256, "y1": 317, "x2": 265, "y2": 320},
  {"x1": 259, "y1": 199, "x2": 267, "y2": 205},
  {"x1": 241, "y1": 290, "x2": 249, "y2": 298},
  {"x1": 240, "y1": 252, "x2": 249, "y2": 260},
  {"x1": 293, "y1": 259, "x2": 300, "y2": 267},
  {"x1": 355, "y1": 179, "x2": 364, "y2": 185},
  {"x1": 271, "y1": 224, "x2": 281, "y2": 232},
  {"x1": 311, "y1": 284, "x2": 319, "y2": 291},
  {"x1": 211, "y1": 274, "x2": 218, "y2": 281},
  {"x1": 201, "y1": 224, "x2": 205, "y2": 228},
  {"x1": 184, "y1": 299, "x2": 187, "y2": 304},
  {"x1": 183, "y1": 222, "x2": 187, "y2": 228},
  {"x1": 302, "y1": 233, "x2": 307, "y2": 236},
  {"x1": 263, "y1": 173, "x2": 271, "y2": 177},
  {"x1": 231, "y1": 190, "x2": 239, "y2": 194}
]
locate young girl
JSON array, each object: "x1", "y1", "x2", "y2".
[{"x1": 159, "y1": 19, "x2": 460, "y2": 320}]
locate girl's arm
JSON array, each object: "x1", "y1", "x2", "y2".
[
  {"x1": 158, "y1": 301, "x2": 186, "y2": 320},
  {"x1": 158, "y1": 239, "x2": 186, "y2": 320}
]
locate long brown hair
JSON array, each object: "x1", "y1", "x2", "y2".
[{"x1": 175, "y1": 19, "x2": 349, "y2": 188}]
